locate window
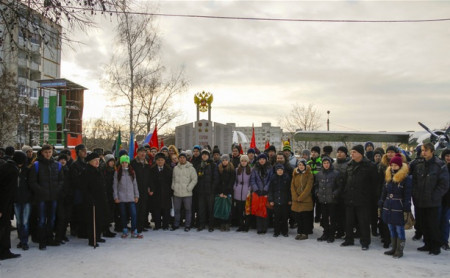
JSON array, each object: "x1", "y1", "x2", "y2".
[{"x1": 30, "y1": 88, "x2": 38, "y2": 98}]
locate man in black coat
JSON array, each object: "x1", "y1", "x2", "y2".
[
  {"x1": 149, "y1": 153, "x2": 173, "y2": 230},
  {"x1": 28, "y1": 144, "x2": 64, "y2": 250},
  {"x1": 69, "y1": 144, "x2": 88, "y2": 238},
  {"x1": 412, "y1": 143, "x2": 449, "y2": 255},
  {"x1": 81, "y1": 152, "x2": 109, "y2": 247},
  {"x1": 0, "y1": 152, "x2": 26, "y2": 260},
  {"x1": 196, "y1": 149, "x2": 216, "y2": 232},
  {"x1": 341, "y1": 145, "x2": 377, "y2": 250},
  {"x1": 130, "y1": 147, "x2": 151, "y2": 233}
]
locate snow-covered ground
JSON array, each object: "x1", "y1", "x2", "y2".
[{"x1": 1, "y1": 224, "x2": 448, "y2": 278}]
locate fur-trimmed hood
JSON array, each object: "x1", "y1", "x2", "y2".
[
  {"x1": 381, "y1": 153, "x2": 407, "y2": 167},
  {"x1": 385, "y1": 163, "x2": 409, "y2": 183}
]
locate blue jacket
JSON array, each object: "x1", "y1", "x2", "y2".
[{"x1": 380, "y1": 164, "x2": 412, "y2": 226}]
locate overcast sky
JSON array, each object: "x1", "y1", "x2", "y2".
[{"x1": 61, "y1": 0, "x2": 450, "y2": 134}]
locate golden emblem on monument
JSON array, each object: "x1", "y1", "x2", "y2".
[{"x1": 194, "y1": 91, "x2": 213, "y2": 113}]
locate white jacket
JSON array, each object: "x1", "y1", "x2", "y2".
[{"x1": 171, "y1": 162, "x2": 198, "y2": 197}]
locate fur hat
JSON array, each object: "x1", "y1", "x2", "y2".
[
  {"x1": 105, "y1": 154, "x2": 115, "y2": 163},
  {"x1": 86, "y1": 152, "x2": 100, "y2": 162},
  {"x1": 351, "y1": 145, "x2": 364, "y2": 156},
  {"x1": 75, "y1": 144, "x2": 86, "y2": 153},
  {"x1": 13, "y1": 151, "x2": 27, "y2": 165},
  {"x1": 221, "y1": 154, "x2": 230, "y2": 161},
  {"x1": 22, "y1": 145, "x2": 32, "y2": 153},
  {"x1": 337, "y1": 146, "x2": 348, "y2": 155},
  {"x1": 240, "y1": 155, "x2": 249, "y2": 162},
  {"x1": 323, "y1": 146, "x2": 333, "y2": 154},
  {"x1": 275, "y1": 163, "x2": 285, "y2": 170},
  {"x1": 390, "y1": 153, "x2": 403, "y2": 168},
  {"x1": 374, "y1": 147, "x2": 385, "y2": 156},
  {"x1": 311, "y1": 146, "x2": 321, "y2": 154},
  {"x1": 155, "y1": 152, "x2": 166, "y2": 161}
]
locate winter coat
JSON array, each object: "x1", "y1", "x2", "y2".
[
  {"x1": 130, "y1": 158, "x2": 151, "y2": 197},
  {"x1": 196, "y1": 159, "x2": 216, "y2": 196},
  {"x1": 113, "y1": 168, "x2": 139, "y2": 203},
  {"x1": 314, "y1": 165, "x2": 342, "y2": 204},
  {"x1": 291, "y1": 166, "x2": 314, "y2": 212},
  {"x1": 234, "y1": 166, "x2": 252, "y2": 201},
  {"x1": 231, "y1": 156, "x2": 240, "y2": 172},
  {"x1": 29, "y1": 157, "x2": 64, "y2": 202},
  {"x1": 81, "y1": 164, "x2": 109, "y2": 227},
  {"x1": 69, "y1": 158, "x2": 87, "y2": 204},
  {"x1": 307, "y1": 157, "x2": 322, "y2": 175},
  {"x1": 172, "y1": 162, "x2": 197, "y2": 197},
  {"x1": 443, "y1": 164, "x2": 450, "y2": 208},
  {"x1": 268, "y1": 173, "x2": 292, "y2": 205},
  {"x1": 149, "y1": 165, "x2": 173, "y2": 210},
  {"x1": 250, "y1": 163, "x2": 273, "y2": 195},
  {"x1": 15, "y1": 166, "x2": 32, "y2": 204},
  {"x1": 379, "y1": 163, "x2": 412, "y2": 226},
  {"x1": 103, "y1": 166, "x2": 115, "y2": 202},
  {"x1": 412, "y1": 156, "x2": 449, "y2": 208},
  {"x1": 343, "y1": 157, "x2": 377, "y2": 207},
  {"x1": 215, "y1": 163, "x2": 235, "y2": 196},
  {"x1": 334, "y1": 157, "x2": 350, "y2": 175},
  {"x1": 0, "y1": 160, "x2": 20, "y2": 221}
]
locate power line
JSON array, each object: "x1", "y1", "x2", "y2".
[{"x1": 64, "y1": 6, "x2": 450, "y2": 23}]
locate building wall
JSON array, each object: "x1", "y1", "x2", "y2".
[
  {"x1": 0, "y1": 2, "x2": 61, "y2": 146},
  {"x1": 234, "y1": 122, "x2": 283, "y2": 152}
]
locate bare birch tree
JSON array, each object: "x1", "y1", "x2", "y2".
[{"x1": 104, "y1": 1, "x2": 187, "y2": 135}]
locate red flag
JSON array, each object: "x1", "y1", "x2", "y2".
[
  {"x1": 149, "y1": 122, "x2": 159, "y2": 150},
  {"x1": 265, "y1": 140, "x2": 270, "y2": 150},
  {"x1": 160, "y1": 139, "x2": 164, "y2": 148},
  {"x1": 250, "y1": 125, "x2": 256, "y2": 149},
  {"x1": 239, "y1": 143, "x2": 244, "y2": 155},
  {"x1": 133, "y1": 140, "x2": 139, "y2": 158}
]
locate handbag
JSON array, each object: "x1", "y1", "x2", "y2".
[
  {"x1": 245, "y1": 192, "x2": 252, "y2": 215},
  {"x1": 251, "y1": 192, "x2": 268, "y2": 218},
  {"x1": 214, "y1": 196, "x2": 232, "y2": 220}
]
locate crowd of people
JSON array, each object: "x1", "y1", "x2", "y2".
[{"x1": 0, "y1": 141, "x2": 449, "y2": 261}]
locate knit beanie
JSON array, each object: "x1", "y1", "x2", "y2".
[
  {"x1": 364, "y1": 141, "x2": 374, "y2": 150},
  {"x1": 351, "y1": 145, "x2": 364, "y2": 156},
  {"x1": 120, "y1": 155, "x2": 130, "y2": 164},
  {"x1": 386, "y1": 145, "x2": 399, "y2": 153},
  {"x1": 390, "y1": 153, "x2": 403, "y2": 168},
  {"x1": 323, "y1": 146, "x2": 333, "y2": 154},
  {"x1": 22, "y1": 145, "x2": 32, "y2": 153},
  {"x1": 337, "y1": 146, "x2": 348, "y2": 155}
]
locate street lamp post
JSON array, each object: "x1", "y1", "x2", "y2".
[{"x1": 327, "y1": 110, "x2": 330, "y2": 131}]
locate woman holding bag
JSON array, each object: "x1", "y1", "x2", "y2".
[
  {"x1": 214, "y1": 154, "x2": 235, "y2": 231},
  {"x1": 250, "y1": 154, "x2": 273, "y2": 234}
]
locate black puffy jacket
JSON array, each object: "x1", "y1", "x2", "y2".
[
  {"x1": 268, "y1": 173, "x2": 291, "y2": 205},
  {"x1": 314, "y1": 166, "x2": 342, "y2": 204},
  {"x1": 215, "y1": 163, "x2": 235, "y2": 196},
  {"x1": 412, "y1": 156, "x2": 449, "y2": 208},
  {"x1": 29, "y1": 157, "x2": 64, "y2": 202},
  {"x1": 196, "y1": 160, "x2": 216, "y2": 195}
]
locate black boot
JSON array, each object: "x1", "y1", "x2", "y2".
[
  {"x1": 384, "y1": 238, "x2": 397, "y2": 255},
  {"x1": 393, "y1": 239, "x2": 405, "y2": 258}
]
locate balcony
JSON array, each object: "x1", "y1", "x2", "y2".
[
  {"x1": 30, "y1": 61, "x2": 40, "y2": 72},
  {"x1": 18, "y1": 57, "x2": 27, "y2": 68}
]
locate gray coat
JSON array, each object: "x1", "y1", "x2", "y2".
[{"x1": 113, "y1": 169, "x2": 139, "y2": 202}]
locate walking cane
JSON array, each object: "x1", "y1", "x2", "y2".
[{"x1": 93, "y1": 205, "x2": 97, "y2": 249}]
